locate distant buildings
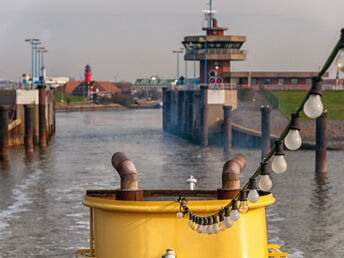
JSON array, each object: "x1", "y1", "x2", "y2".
[
  {"x1": 134, "y1": 76, "x2": 175, "y2": 92},
  {"x1": 229, "y1": 71, "x2": 329, "y2": 89},
  {"x1": 60, "y1": 65, "x2": 120, "y2": 100}
]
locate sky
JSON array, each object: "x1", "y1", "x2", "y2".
[{"x1": 0, "y1": 0, "x2": 344, "y2": 82}]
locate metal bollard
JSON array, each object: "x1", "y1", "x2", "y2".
[
  {"x1": 261, "y1": 105, "x2": 271, "y2": 159},
  {"x1": 24, "y1": 105, "x2": 34, "y2": 152},
  {"x1": 38, "y1": 85, "x2": 47, "y2": 147},
  {"x1": 223, "y1": 105, "x2": 232, "y2": 152},
  {"x1": 316, "y1": 110, "x2": 327, "y2": 173},
  {"x1": 0, "y1": 105, "x2": 9, "y2": 163},
  {"x1": 200, "y1": 86, "x2": 208, "y2": 146}
]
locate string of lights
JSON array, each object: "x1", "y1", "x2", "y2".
[{"x1": 176, "y1": 28, "x2": 344, "y2": 234}]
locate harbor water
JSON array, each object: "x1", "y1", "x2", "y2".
[{"x1": 0, "y1": 109, "x2": 343, "y2": 257}]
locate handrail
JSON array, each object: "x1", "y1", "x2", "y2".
[{"x1": 8, "y1": 119, "x2": 21, "y2": 131}]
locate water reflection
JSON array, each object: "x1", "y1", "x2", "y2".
[{"x1": 0, "y1": 110, "x2": 343, "y2": 257}]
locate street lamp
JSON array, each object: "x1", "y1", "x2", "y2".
[
  {"x1": 39, "y1": 49, "x2": 48, "y2": 84},
  {"x1": 25, "y1": 38, "x2": 40, "y2": 88},
  {"x1": 172, "y1": 48, "x2": 184, "y2": 83},
  {"x1": 36, "y1": 47, "x2": 45, "y2": 82}
]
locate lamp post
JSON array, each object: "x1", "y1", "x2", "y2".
[
  {"x1": 36, "y1": 47, "x2": 45, "y2": 83},
  {"x1": 172, "y1": 49, "x2": 184, "y2": 84},
  {"x1": 25, "y1": 39, "x2": 40, "y2": 88},
  {"x1": 40, "y1": 49, "x2": 48, "y2": 84}
]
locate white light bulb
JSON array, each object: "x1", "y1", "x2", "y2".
[
  {"x1": 271, "y1": 155, "x2": 287, "y2": 174},
  {"x1": 248, "y1": 189, "x2": 259, "y2": 203},
  {"x1": 176, "y1": 212, "x2": 184, "y2": 218},
  {"x1": 336, "y1": 49, "x2": 344, "y2": 72},
  {"x1": 230, "y1": 209, "x2": 240, "y2": 221},
  {"x1": 196, "y1": 224, "x2": 204, "y2": 233},
  {"x1": 303, "y1": 95, "x2": 323, "y2": 118},
  {"x1": 206, "y1": 224, "x2": 213, "y2": 234},
  {"x1": 238, "y1": 201, "x2": 249, "y2": 214},
  {"x1": 213, "y1": 223, "x2": 220, "y2": 234},
  {"x1": 188, "y1": 218, "x2": 193, "y2": 227},
  {"x1": 223, "y1": 216, "x2": 233, "y2": 228},
  {"x1": 284, "y1": 129, "x2": 302, "y2": 150},
  {"x1": 191, "y1": 222, "x2": 196, "y2": 230},
  {"x1": 258, "y1": 174, "x2": 272, "y2": 191}
]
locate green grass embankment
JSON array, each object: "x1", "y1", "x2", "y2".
[
  {"x1": 54, "y1": 91, "x2": 83, "y2": 103},
  {"x1": 271, "y1": 90, "x2": 344, "y2": 120}
]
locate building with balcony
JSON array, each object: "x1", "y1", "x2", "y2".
[{"x1": 182, "y1": 17, "x2": 246, "y2": 85}]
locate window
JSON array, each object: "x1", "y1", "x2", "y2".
[
  {"x1": 291, "y1": 78, "x2": 298, "y2": 85},
  {"x1": 264, "y1": 78, "x2": 271, "y2": 85},
  {"x1": 251, "y1": 78, "x2": 257, "y2": 85},
  {"x1": 278, "y1": 78, "x2": 284, "y2": 85},
  {"x1": 306, "y1": 78, "x2": 312, "y2": 85}
]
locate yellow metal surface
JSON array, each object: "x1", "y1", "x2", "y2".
[
  {"x1": 268, "y1": 244, "x2": 289, "y2": 257},
  {"x1": 83, "y1": 194, "x2": 276, "y2": 258}
]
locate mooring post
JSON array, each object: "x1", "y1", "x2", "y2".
[
  {"x1": 223, "y1": 105, "x2": 232, "y2": 152},
  {"x1": 165, "y1": 90, "x2": 172, "y2": 133},
  {"x1": 316, "y1": 110, "x2": 327, "y2": 173},
  {"x1": 38, "y1": 85, "x2": 47, "y2": 147},
  {"x1": 0, "y1": 105, "x2": 9, "y2": 164},
  {"x1": 200, "y1": 85, "x2": 208, "y2": 146},
  {"x1": 185, "y1": 91, "x2": 193, "y2": 140},
  {"x1": 177, "y1": 91, "x2": 185, "y2": 136},
  {"x1": 162, "y1": 87, "x2": 167, "y2": 132},
  {"x1": 261, "y1": 105, "x2": 271, "y2": 159},
  {"x1": 24, "y1": 104, "x2": 34, "y2": 152}
]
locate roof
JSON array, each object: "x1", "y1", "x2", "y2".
[
  {"x1": 224, "y1": 71, "x2": 329, "y2": 78},
  {"x1": 63, "y1": 81, "x2": 80, "y2": 94},
  {"x1": 61, "y1": 81, "x2": 120, "y2": 95},
  {"x1": 94, "y1": 81, "x2": 120, "y2": 93},
  {"x1": 134, "y1": 78, "x2": 175, "y2": 86}
]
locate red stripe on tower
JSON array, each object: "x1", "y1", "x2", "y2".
[{"x1": 85, "y1": 64, "x2": 92, "y2": 83}]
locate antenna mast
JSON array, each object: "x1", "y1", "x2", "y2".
[{"x1": 202, "y1": 0, "x2": 216, "y2": 28}]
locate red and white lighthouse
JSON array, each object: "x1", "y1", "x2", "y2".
[{"x1": 85, "y1": 64, "x2": 92, "y2": 83}]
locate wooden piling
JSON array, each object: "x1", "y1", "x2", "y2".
[
  {"x1": 24, "y1": 105, "x2": 34, "y2": 152},
  {"x1": 162, "y1": 87, "x2": 167, "y2": 132},
  {"x1": 165, "y1": 90, "x2": 172, "y2": 133},
  {"x1": 0, "y1": 105, "x2": 9, "y2": 163},
  {"x1": 200, "y1": 86, "x2": 208, "y2": 146},
  {"x1": 38, "y1": 85, "x2": 47, "y2": 147},
  {"x1": 177, "y1": 91, "x2": 185, "y2": 136},
  {"x1": 316, "y1": 110, "x2": 327, "y2": 173},
  {"x1": 261, "y1": 105, "x2": 271, "y2": 159},
  {"x1": 185, "y1": 91, "x2": 193, "y2": 140},
  {"x1": 223, "y1": 105, "x2": 232, "y2": 152}
]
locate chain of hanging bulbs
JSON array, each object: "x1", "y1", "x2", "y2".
[{"x1": 176, "y1": 28, "x2": 344, "y2": 234}]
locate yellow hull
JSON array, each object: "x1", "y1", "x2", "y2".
[{"x1": 81, "y1": 193, "x2": 287, "y2": 258}]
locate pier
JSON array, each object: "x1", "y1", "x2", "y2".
[{"x1": 0, "y1": 87, "x2": 55, "y2": 167}]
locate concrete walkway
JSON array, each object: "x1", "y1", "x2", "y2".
[{"x1": 231, "y1": 91, "x2": 344, "y2": 150}]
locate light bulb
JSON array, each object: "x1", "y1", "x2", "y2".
[
  {"x1": 284, "y1": 129, "x2": 302, "y2": 150},
  {"x1": 176, "y1": 212, "x2": 184, "y2": 218},
  {"x1": 239, "y1": 191, "x2": 249, "y2": 214},
  {"x1": 248, "y1": 189, "x2": 259, "y2": 203},
  {"x1": 188, "y1": 214, "x2": 193, "y2": 227},
  {"x1": 230, "y1": 209, "x2": 240, "y2": 221},
  {"x1": 213, "y1": 223, "x2": 220, "y2": 234},
  {"x1": 206, "y1": 224, "x2": 213, "y2": 235},
  {"x1": 239, "y1": 201, "x2": 249, "y2": 214},
  {"x1": 271, "y1": 155, "x2": 287, "y2": 174},
  {"x1": 191, "y1": 221, "x2": 196, "y2": 230},
  {"x1": 212, "y1": 215, "x2": 220, "y2": 234},
  {"x1": 223, "y1": 215, "x2": 233, "y2": 228},
  {"x1": 196, "y1": 219, "x2": 204, "y2": 233},
  {"x1": 336, "y1": 49, "x2": 344, "y2": 72},
  {"x1": 258, "y1": 174, "x2": 272, "y2": 191},
  {"x1": 303, "y1": 94, "x2": 323, "y2": 118}
]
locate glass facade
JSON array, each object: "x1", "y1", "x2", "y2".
[{"x1": 184, "y1": 41, "x2": 243, "y2": 49}]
